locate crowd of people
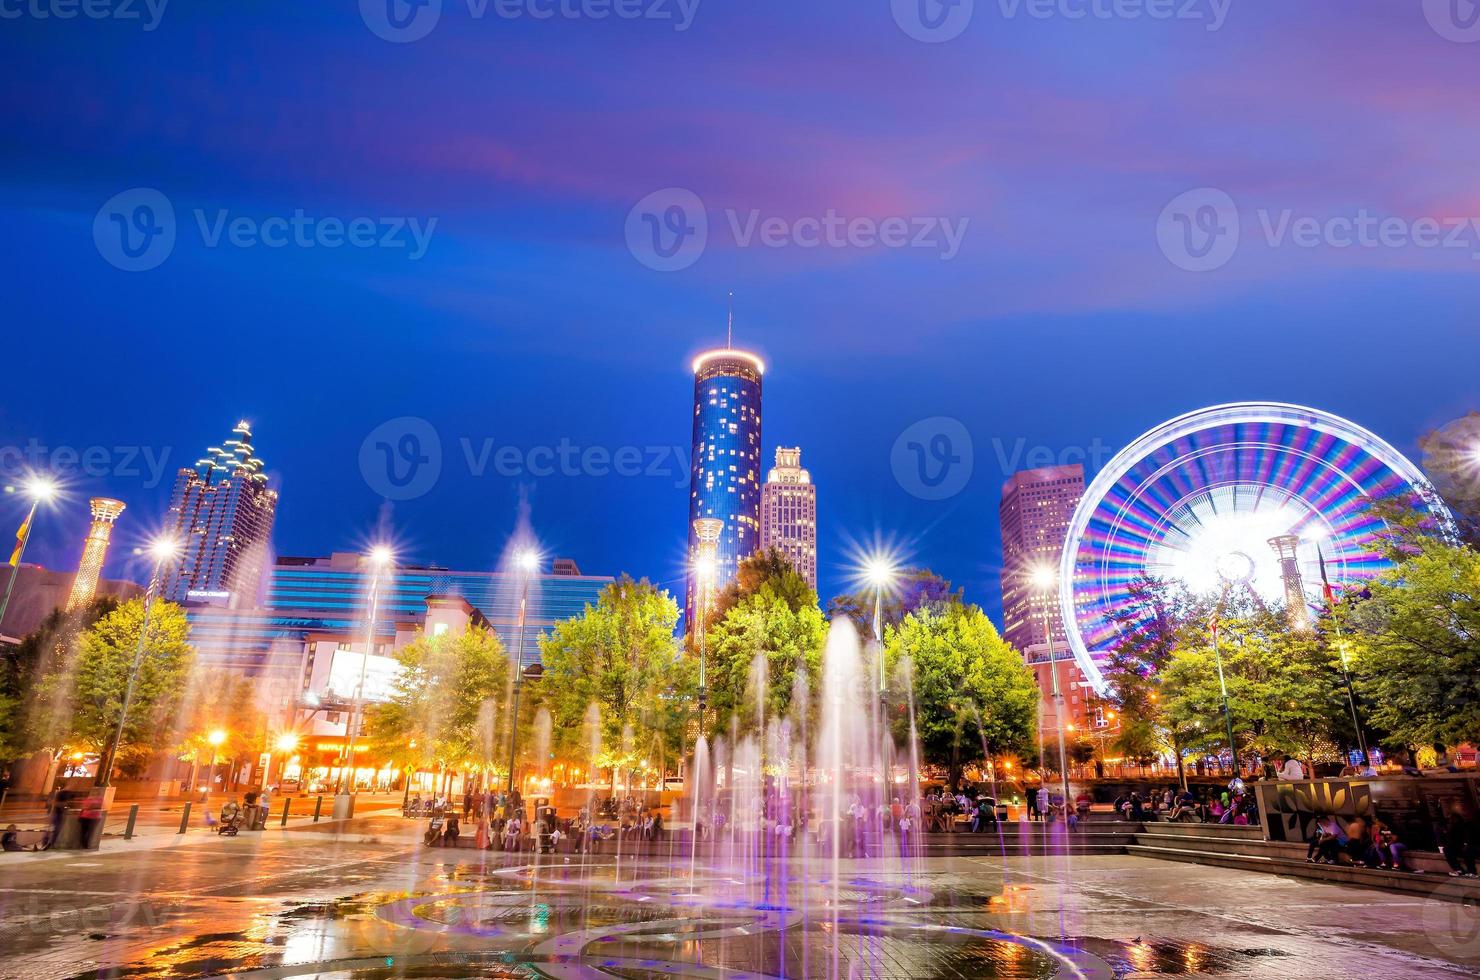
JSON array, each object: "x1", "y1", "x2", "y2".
[{"x1": 409, "y1": 789, "x2": 666, "y2": 853}]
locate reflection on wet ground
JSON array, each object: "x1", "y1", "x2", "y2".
[{"x1": 0, "y1": 824, "x2": 1473, "y2": 979}]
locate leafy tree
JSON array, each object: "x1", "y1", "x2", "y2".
[
  {"x1": 0, "y1": 598, "x2": 117, "y2": 763},
  {"x1": 883, "y1": 603, "x2": 1038, "y2": 786},
  {"x1": 32, "y1": 599, "x2": 194, "y2": 784},
  {"x1": 364, "y1": 624, "x2": 516, "y2": 789},
  {"x1": 1158, "y1": 599, "x2": 1351, "y2": 772},
  {"x1": 709, "y1": 548, "x2": 814, "y2": 624},
  {"x1": 708, "y1": 582, "x2": 826, "y2": 733},
  {"x1": 539, "y1": 576, "x2": 697, "y2": 787},
  {"x1": 1346, "y1": 533, "x2": 1480, "y2": 748},
  {"x1": 827, "y1": 568, "x2": 964, "y2": 637}
]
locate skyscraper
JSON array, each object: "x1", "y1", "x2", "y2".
[
  {"x1": 66, "y1": 497, "x2": 125, "y2": 611},
  {"x1": 998, "y1": 463, "x2": 1085, "y2": 655},
  {"x1": 760, "y1": 446, "x2": 817, "y2": 589},
  {"x1": 686, "y1": 347, "x2": 764, "y2": 625},
  {"x1": 160, "y1": 421, "x2": 279, "y2": 609}
]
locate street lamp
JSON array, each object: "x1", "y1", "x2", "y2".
[
  {"x1": 865, "y1": 555, "x2": 899, "y2": 693},
  {"x1": 338, "y1": 545, "x2": 393, "y2": 796},
  {"x1": 506, "y1": 548, "x2": 540, "y2": 793},
  {"x1": 692, "y1": 518, "x2": 724, "y2": 736},
  {"x1": 1209, "y1": 611, "x2": 1240, "y2": 777},
  {"x1": 1032, "y1": 565, "x2": 1072, "y2": 819},
  {"x1": 96, "y1": 535, "x2": 181, "y2": 789},
  {"x1": 0, "y1": 475, "x2": 58, "y2": 631}
]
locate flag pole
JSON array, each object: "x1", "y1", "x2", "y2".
[{"x1": 1320, "y1": 545, "x2": 1370, "y2": 766}]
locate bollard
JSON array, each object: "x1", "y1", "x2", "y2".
[
  {"x1": 177, "y1": 801, "x2": 192, "y2": 835},
  {"x1": 312, "y1": 795, "x2": 323, "y2": 822},
  {"x1": 124, "y1": 804, "x2": 139, "y2": 840},
  {"x1": 280, "y1": 797, "x2": 291, "y2": 827}
]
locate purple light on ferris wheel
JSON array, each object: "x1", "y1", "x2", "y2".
[{"x1": 1060, "y1": 402, "x2": 1452, "y2": 694}]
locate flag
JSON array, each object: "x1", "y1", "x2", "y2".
[
  {"x1": 1316, "y1": 545, "x2": 1337, "y2": 610},
  {"x1": 7, "y1": 512, "x2": 29, "y2": 567}
]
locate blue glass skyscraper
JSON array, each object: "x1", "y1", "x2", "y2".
[{"x1": 686, "y1": 348, "x2": 764, "y2": 626}]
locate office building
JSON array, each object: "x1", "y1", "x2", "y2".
[
  {"x1": 159, "y1": 421, "x2": 279, "y2": 608},
  {"x1": 760, "y1": 446, "x2": 817, "y2": 589},
  {"x1": 685, "y1": 347, "x2": 764, "y2": 625}
]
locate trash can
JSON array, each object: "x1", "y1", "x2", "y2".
[
  {"x1": 53, "y1": 807, "x2": 107, "y2": 850},
  {"x1": 332, "y1": 793, "x2": 355, "y2": 821}
]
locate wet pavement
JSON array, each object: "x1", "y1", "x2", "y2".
[{"x1": 0, "y1": 815, "x2": 1476, "y2": 979}]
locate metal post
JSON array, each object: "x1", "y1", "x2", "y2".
[
  {"x1": 0, "y1": 498, "x2": 38, "y2": 630},
  {"x1": 1041, "y1": 586, "x2": 1071, "y2": 819},
  {"x1": 873, "y1": 585, "x2": 885, "y2": 693},
  {"x1": 338, "y1": 560, "x2": 384, "y2": 796},
  {"x1": 1211, "y1": 620, "x2": 1238, "y2": 776},
  {"x1": 97, "y1": 555, "x2": 167, "y2": 788},
  {"x1": 177, "y1": 801, "x2": 191, "y2": 834},
  {"x1": 313, "y1": 795, "x2": 323, "y2": 822},
  {"x1": 280, "y1": 798, "x2": 291, "y2": 826},
  {"x1": 123, "y1": 804, "x2": 139, "y2": 840},
  {"x1": 506, "y1": 575, "x2": 530, "y2": 793}
]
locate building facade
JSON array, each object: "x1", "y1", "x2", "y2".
[
  {"x1": 686, "y1": 348, "x2": 764, "y2": 625},
  {"x1": 0, "y1": 563, "x2": 141, "y2": 643},
  {"x1": 760, "y1": 446, "x2": 817, "y2": 589},
  {"x1": 998, "y1": 464, "x2": 1087, "y2": 741},
  {"x1": 160, "y1": 421, "x2": 279, "y2": 609}
]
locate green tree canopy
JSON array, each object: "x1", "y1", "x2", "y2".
[
  {"x1": 708, "y1": 581, "x2": 826, "y2": 733},
  {"x1": 1347, "y1": 533, "x2": 1480, "y2": 748},
  {"x1": 0, "y1": 597, "x2": 117, "y2": 763},
  {"x1": 539, "y1": 576, "x2": 696, "y2": 781},
  {"x1": 827, "y1": 568, "x2": 964, "y2": 637},
  {"x1": 883, "y1": 603, "x2": 1038, "y2": 784},
  {"x1": 34, "y1": 598, "x2": 194, "y2": 782},
  {"x1": 365, "y1": 624, "x2": 516, "y2": 781}
]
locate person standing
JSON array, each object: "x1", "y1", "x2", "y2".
[{"x1": 1026, "y1": 785, "x2": 1040, "y2": 822}]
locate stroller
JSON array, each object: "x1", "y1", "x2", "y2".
[{"x1": 217, "y1": 801, "x2": 245, "y2": 837}]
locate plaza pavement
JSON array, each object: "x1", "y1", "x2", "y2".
[{"x1": 0, "y1": 813, "x2": 1475, "y2": 979}]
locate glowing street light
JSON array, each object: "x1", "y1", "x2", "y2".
[
  {"x1": 1032, "y1": 564, "x2": 1072, "y2": 819},
  {"x1": 506, "y1": 545, "x2": 542, "y2": 792},
  {"x1": 207, "y1": 728, "x2": 228, "y2": 748},
  {"x1": 96, "y1": 535, "x2": 182, "y2": 789},
  {"x1": 338, "y1": 544, "x2": 394, "y2": 796},
  {"x1": 0, "y1": 474, "x2": 61, "y2": 630},
  {"x1": 274, "y1": 732, "x2": 299, "y2": 753},
  {"x1": 864, "y1": 553, "x2": 900, "y2": 693}
]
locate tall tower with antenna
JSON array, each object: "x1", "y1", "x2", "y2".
[
  {"x1": 1268, "y1": 534, "x2": 1311, "y2": 630},
  {"x1": 67, "y1": 498, "x2": 126, "y2": 611},
  {"x1": 685, "y1": 299, "x2": 764, "y2": 628}
]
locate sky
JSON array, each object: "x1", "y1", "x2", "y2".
[{"x1": 2, "y1": 0, "x2": 1479, "y2": 620}]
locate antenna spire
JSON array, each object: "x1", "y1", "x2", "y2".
[{"x1": 726, "y1": 291, "x2": 733, "y2": 349}]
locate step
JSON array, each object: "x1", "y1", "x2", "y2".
[{"x1": 1125, "y1": 843, "x2": 1479, "y2": 901}]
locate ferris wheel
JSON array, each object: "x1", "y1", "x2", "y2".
[{"x1": 1060, "y1": 402, "x2": 1451, "y2": 693}]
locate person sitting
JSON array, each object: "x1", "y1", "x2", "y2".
[
  {"x1": 1307, "y1": 814, "x2": 1346, "y2": 863},
  {"x1": 1369, "y1": 816, "x2": 1407, "y2": 871},
  {"x1": 425, "y1": 811, "x2": 445, "y2": 846},
  {"x1": 503, "y1": 815, "x2": 522, "y2": 851},
  {"x1": 1341, "y1": 818, "x2": 1373, "y2": 867},
  {"x1": 1168, "y1": 789, "x2": 1199, "y2": 823},
  {"x1": 1, "y1": 824, "x2": 22, "y2": 852},
  {"x1": 442, "y1": 813, "x2": 461, "y2": 848},
  {"x1": 1075, "y1": 791, "x2": 1093, "y2": 824},
  {"x1": 972, "y1": 797, "x2": 995, "y2": 833},
  {"x1": 1277, "y1": 754, "x2": 1306, "y2": 781}
]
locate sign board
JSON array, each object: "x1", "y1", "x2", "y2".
[{"x1": 324, "y1": 648, "x2": 403, "y2": 704}]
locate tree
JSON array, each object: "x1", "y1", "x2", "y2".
[
  {"x1": 707, "y1": 582, "x2": 826, "y2": 733},
  {"x1": 33, "y1": 599, "x2": 194, "y2": 783},
  {"x1": 364, "y1": 624, "x2": 515, "y2": 789},
  {"x1": 827, "y1": 568, "x2": 964, "y2": 636},
  {"x1": 1158, "y1": 599, "x2": 1351, "y2": 772},
  {"x1": 0, "y1": 598, "x2": 117, "y2": 764},
  {"x1": 882, "y1": 603, "x2": 1038, "y2": 786},
  {"x1": 709, "y1": 548, "x2": 814, "y2": 625},
  {"x1": 539, "y1": 576, "x2": 697, "y2": 787},
  {"x1": 1346, "y1": 533, "x2": 1480, "y2": 749}
]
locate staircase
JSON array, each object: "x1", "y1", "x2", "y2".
[{"x1": 1127, "y1": 821, "x2": 1480, "y2": 901}]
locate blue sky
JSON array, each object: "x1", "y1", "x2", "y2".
[{"x1": 2, "y1": 0, "x2": 1478, "y2": 617}]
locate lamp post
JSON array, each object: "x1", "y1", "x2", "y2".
[
  {"x1": 95, "y1": 536, "x2": 181, "y2": 789},
  {"x1": 0, "y1": 476, "x2": 58, "y2": 631},
  {"x1": 691, "y1": 518, "x2": 723, "y2": 737},
  {"x1": 864, "y1": 557, "x2": 899, "y2": 695},
  {"x1": 1209, "y1": 612, "x2": 1239, "y2": 777},
  {"x1": 206, "y1": 727, "x2": 227, "y2": 790},
  {"x1": 338, "y1": 545, "x2": 392, "y2": 796},
  {"x1": 1032, "y1": 566, "x2": 1072, "y2": 819},
  {"x1": 505, "y1": 549, "x2": 539, "y2": 793}
]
